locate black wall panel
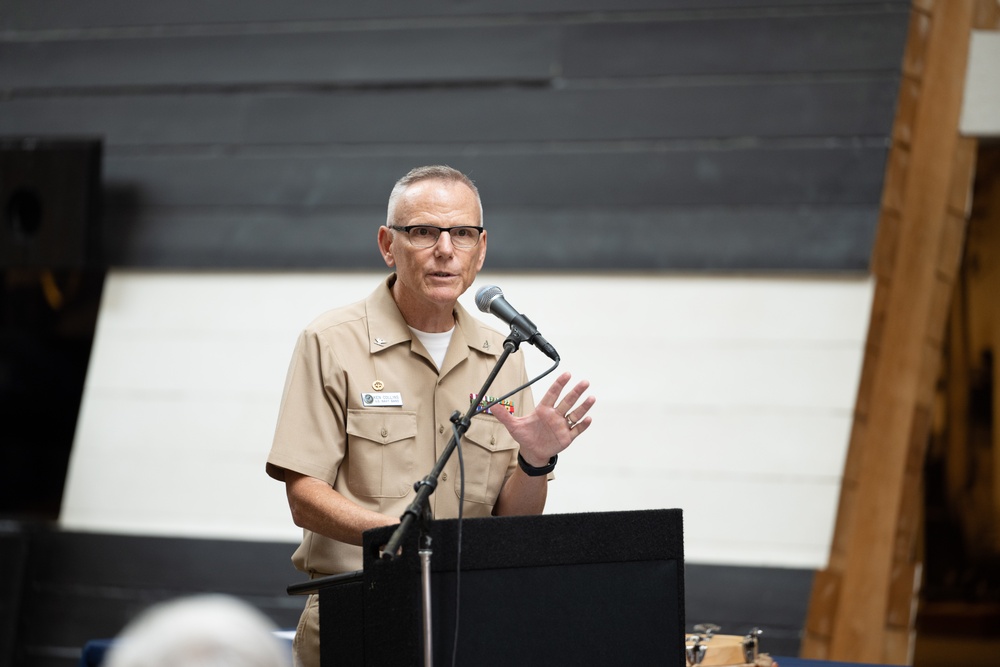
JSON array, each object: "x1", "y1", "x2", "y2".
[
  {"x1": 0, "y1": 0, "x2": 911, "y2": 270},
  {"x1": 0, "y1": 527, "x2": 812, "y2": 667}
]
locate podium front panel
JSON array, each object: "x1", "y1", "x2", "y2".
[
  {"x1": 350, "y1": 509, "x2": 685, "y2": 667},
  {"x1": 431, "y1": 558, "x2": 682, "y2": 665}
]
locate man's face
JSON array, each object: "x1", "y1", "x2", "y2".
[{"x1": 378, "y1": 178, "x2": 487, "y2": 317}]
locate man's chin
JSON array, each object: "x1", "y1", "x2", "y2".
[
  {"x1": 423, "y1": 282, "x2": 468, "y2": 304},
  {"x1": 424, "y1": 274, "x2": 463, "y2": 289}
]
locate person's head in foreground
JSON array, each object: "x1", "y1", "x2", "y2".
[{"x1": 104, "y1": 594, "x2": 291, "y2": 667}]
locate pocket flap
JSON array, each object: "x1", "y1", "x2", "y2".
[
  {"x1": 346, "y1": 410, "x2": 417, "y2": 445},
  {"x1": 464, "y1": 415, "x2": 517, "y2": 452}
]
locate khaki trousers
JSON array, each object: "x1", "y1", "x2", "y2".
[{"x1": 293, "y1": 593, "x2": 321, "y2": 667}]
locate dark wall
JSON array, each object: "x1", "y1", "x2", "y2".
[
  {"x1": 0, "y1": 524, "x2": 812, "y2": 667},
  {"x1": 0, "y1": 0, "x2": 910, "y2": 271},
  {"x1": 0, "y1": 524, "x2": 305, "y2": 667}
]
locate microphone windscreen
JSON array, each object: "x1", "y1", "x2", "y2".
[{"x1": 475, "y1": 285, "x2": 503, "y2": 313}]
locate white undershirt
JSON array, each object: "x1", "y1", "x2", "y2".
[{"x1": 409, "y1": 326, "x2": 455, "y2": 369}]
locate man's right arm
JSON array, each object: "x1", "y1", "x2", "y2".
[{"x1": 284, "y1": 470, "x2": 399, "y2": 547}]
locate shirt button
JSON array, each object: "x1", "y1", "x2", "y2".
[
  {"x1": 439, "y1": 425, "x2": 445, "y2": 434},
  {"x1": 442, "y1": 472, "x2": 448, "y2": 481},
  {"x1": 380, "y1": 427, "x2": 388, "y2": 438}
]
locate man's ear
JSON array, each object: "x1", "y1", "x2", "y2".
[
  {"x1": 377, "y1": 226, "x2": 395, "y2": 267},
  {"x1": 475, "y1": 229, "x2": 487, "y2": 271}
]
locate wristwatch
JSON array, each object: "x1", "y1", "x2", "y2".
[{"x1": 517, "y1": 453, "x2": 558, "y2": 476}]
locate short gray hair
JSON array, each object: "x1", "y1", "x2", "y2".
[
  {"x1": 385, "y1": 165, "x2": 483, "y2": 227},
  {"x1": 104, "y1": 595, "x2": 291, "y2": 667}
]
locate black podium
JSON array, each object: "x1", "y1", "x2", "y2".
[{"x1": 299, "y1": 508, "x2": 685, "y2": 667}]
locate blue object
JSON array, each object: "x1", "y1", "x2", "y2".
[
  {"x1": 79, "y1": 639, "x2": 113, "y2": 667},
  {"x1": 78, "y1": 632, "x2": 295, "y2": 667}
]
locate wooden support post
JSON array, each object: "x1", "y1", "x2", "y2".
[{"x1": 801, "y1": 1, "x2": 988, "y2": 663}]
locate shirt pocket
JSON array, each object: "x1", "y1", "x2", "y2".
[
  {"x1": 458, "y1": 416, "x2": 518, "y2": 505},
  {"x1": 345, "y1": 409, "x2": 418, "y2": 498}
]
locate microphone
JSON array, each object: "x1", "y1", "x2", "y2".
[{"x1": 475, "y1": 285, "x2": 560, "y2": 361}]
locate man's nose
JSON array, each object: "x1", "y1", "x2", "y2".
[{"x1": 434, "y1": 230, "x2": 455, "y2": 252}]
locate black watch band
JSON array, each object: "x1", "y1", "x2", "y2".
[{"x1": 517, "y1": 453, "x2": 558, "y2": 476}]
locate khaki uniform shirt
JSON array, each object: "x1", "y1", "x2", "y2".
[{"x1": 267, "y1": 275, "x2": 534, "y2": 575}]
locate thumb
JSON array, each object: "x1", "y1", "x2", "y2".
[{"x1": 488, "y1": 403, "x2": 516, "y2": 430}]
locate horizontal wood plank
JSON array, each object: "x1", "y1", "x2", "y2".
[
  {"x1": 1, "y1": 0, "x2": 913, "y2": 31},
  {"x1": 98, "y1": 204, "x2": 879, "y2": 270},
  {"x1": 1, "y1": 13, "x2": 908, "y2": 91},
  {"x1": 0, "y1": 26, "x2": 559, "y2": 90},
  {"x1": 562, "y1": 11, "x2": 909, "y2": 77},
  {"x1": 0, "y1": 79, "x2": 901, "y2": 145},
  {"x1": 99, "y1": 146, "x2": 889, "y2": 208}
]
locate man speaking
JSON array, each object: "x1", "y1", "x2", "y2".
[{"x1": 266, "y1": 165, "x2": 596, "y2": 667}]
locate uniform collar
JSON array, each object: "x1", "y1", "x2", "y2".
[
  {"x1": 365, "y1": 275, "x2": 413, "y2": 354},
  {"x1": 454, "y1": 297, "x2": 501, "y2": 359},
  {"x1": 366, "y1": 274, "x2": 500, "y2": 360}
]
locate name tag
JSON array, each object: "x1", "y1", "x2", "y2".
[{"x1": 361, "y1": 392, "x2": 403, "y2": 407}]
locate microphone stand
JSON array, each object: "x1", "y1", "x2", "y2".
[{"x1": 379, "y1": 328, "x2": 528, "y2": 667}]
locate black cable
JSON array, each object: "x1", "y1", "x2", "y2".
[{"x1": 479, "y1": 357, "x2": 559, "y2": 415}]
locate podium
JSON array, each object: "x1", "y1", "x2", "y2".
[{"x1": 301, "y1": 508, "x2": 685, "y2": 667}]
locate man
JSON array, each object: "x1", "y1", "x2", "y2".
[{"x1": 266, "y1": 165, "x2": 595, "y2": 667}]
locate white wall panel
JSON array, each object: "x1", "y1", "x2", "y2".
[
  {"x1": 961, "y1": 30, "x2": 1000, "y2": 137},
  {"x1": 61, "y1": 270, "x2": 872, "y2": 567}
]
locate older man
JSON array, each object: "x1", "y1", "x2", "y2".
[{"x1": 266, "y1": 165, "x2": 595, "y2": 667}]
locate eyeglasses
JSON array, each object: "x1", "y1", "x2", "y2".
[{"x1": 389, "y1": 225, "x2": 484, "y2": 249}]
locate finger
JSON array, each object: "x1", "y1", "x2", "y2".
[
  {"x1": 565, "y1": 395, "x2": 596, "y2": 423},
  {"x1": 490, "y1": 402, "x2": 515, "y2": 428},
  {"x1": 538, "y1": 372, "x2": 573, "y2": 407},
  {"x1": 569, "y1": 415, "x2": 593, "y2": 436},
  {"x1": 556, "y1": 380, "x2": 592, "y2": 416}
]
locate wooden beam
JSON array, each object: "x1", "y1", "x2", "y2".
[
  {"x1": 802, "y1": 1, "x2": 984, "y2": 663},
  {"x1": 828, "y1": 1, "x2": 977, "y2": 660}
]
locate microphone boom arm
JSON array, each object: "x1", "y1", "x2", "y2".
[{"x1": 378, "y1": 331, "x2": 527, "y2": 560}]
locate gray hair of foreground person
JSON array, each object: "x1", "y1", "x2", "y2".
[{"x1": 104, "y1": 594, "x2": 292, "y2": 667}]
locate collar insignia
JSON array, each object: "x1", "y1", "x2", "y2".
[{"x1": 374, "y1": 337, "x2": 387, "y2": 347}]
